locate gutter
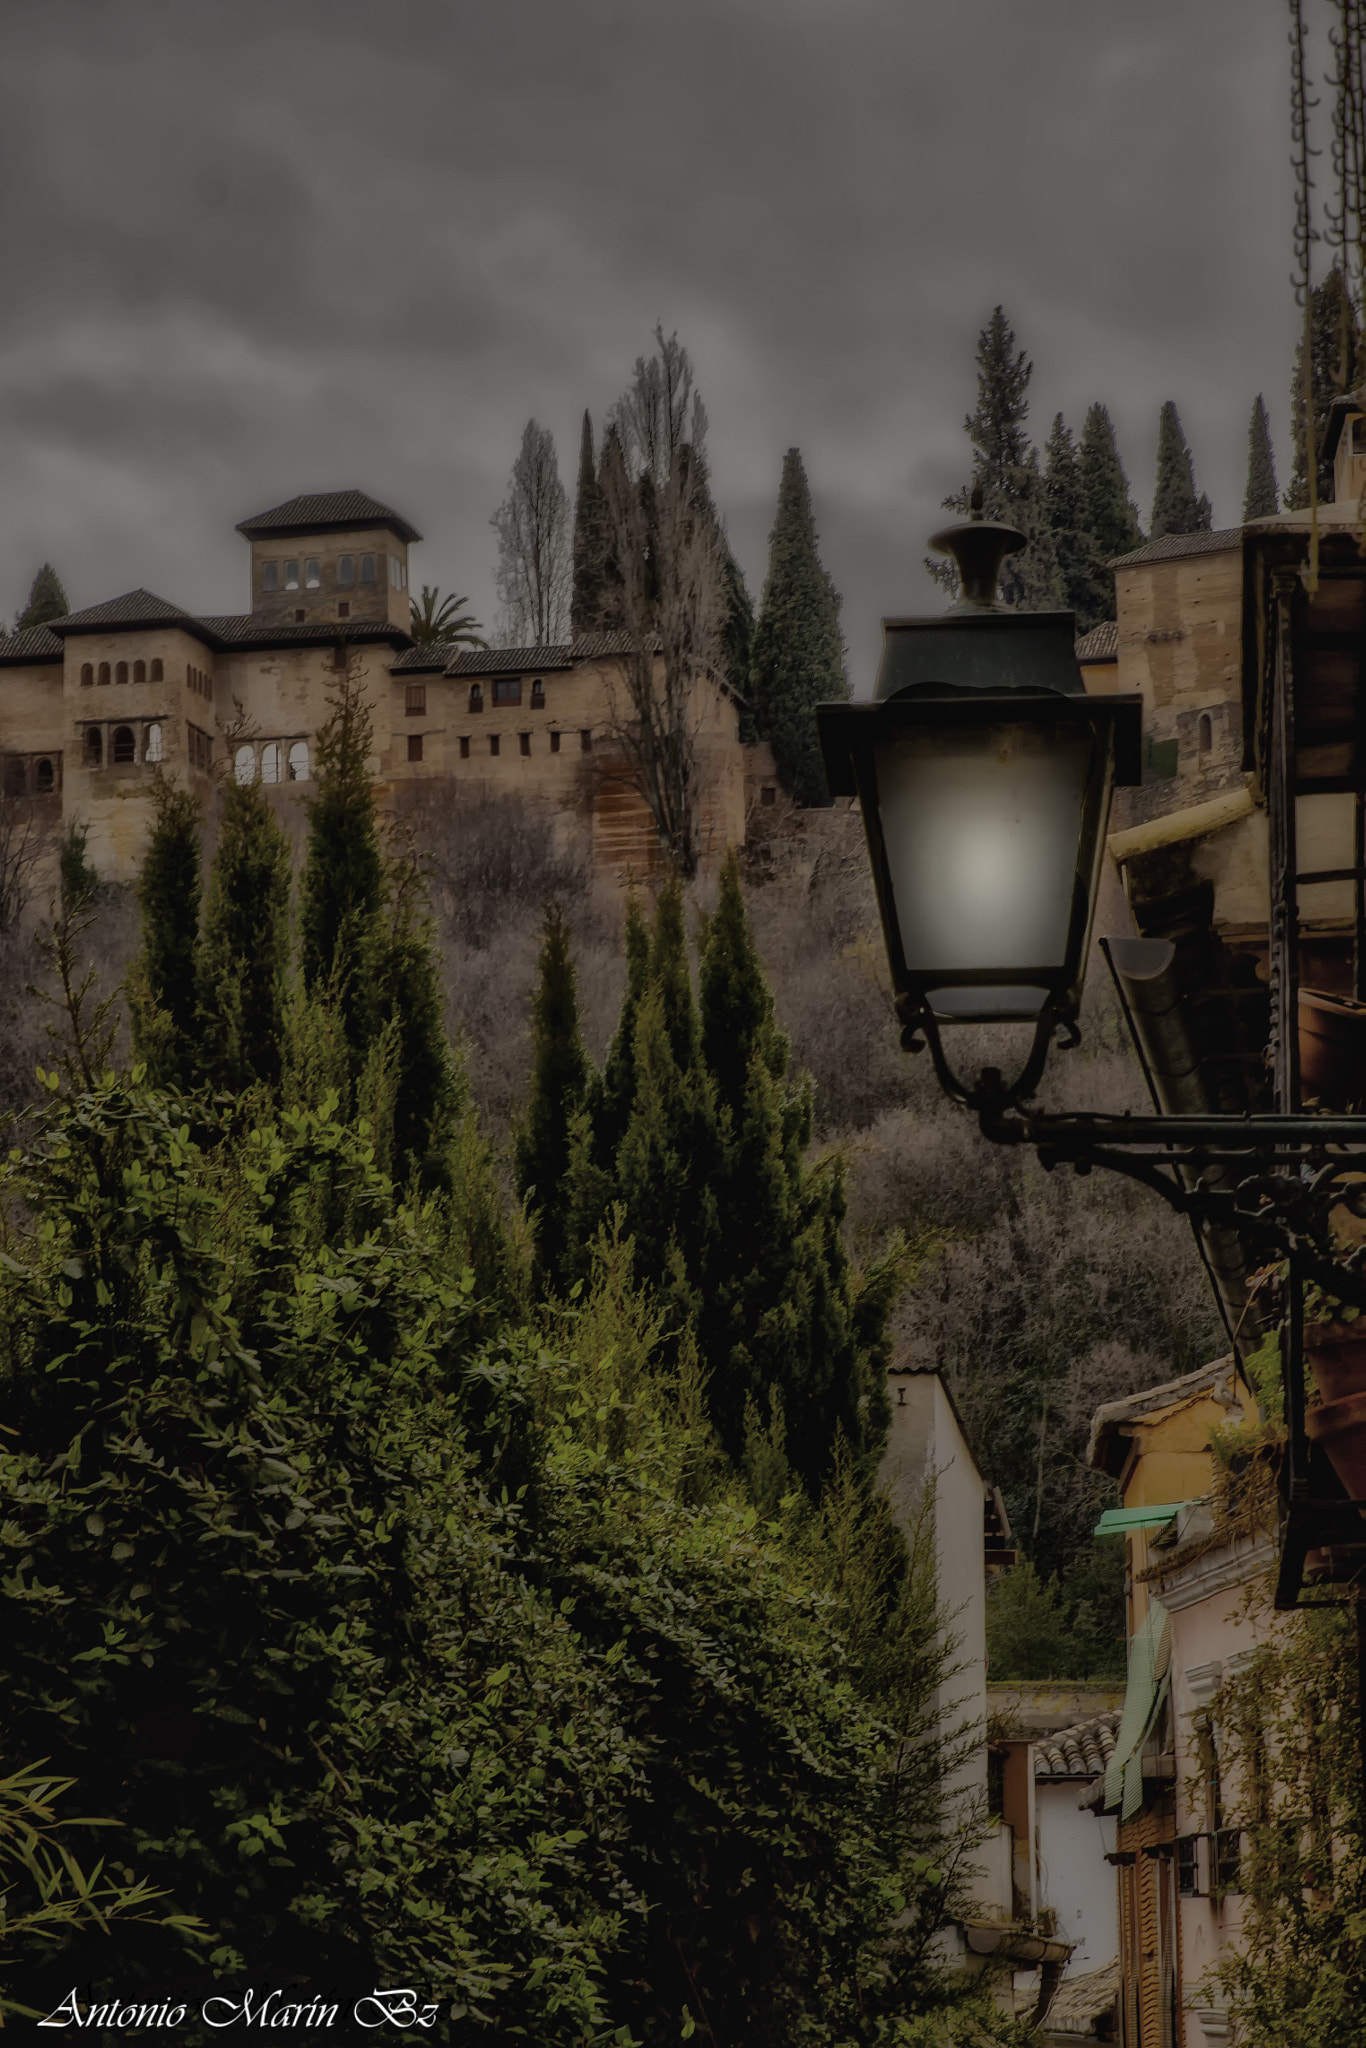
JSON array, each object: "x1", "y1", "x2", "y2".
[{"x1": 958, "y1": 1921, "x2": 1074, "y2": 1966}]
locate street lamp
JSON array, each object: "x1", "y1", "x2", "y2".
[{"x1": 817, "y1": 504, "x2": 1142, "y2": 1094}]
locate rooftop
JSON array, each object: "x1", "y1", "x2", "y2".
[
  {"x1": 1075, "y1": 619, "x2": 1118, "y2": 662},
  {"x1": 1034, "y1": 1708, "x2": 1122, "y2": 1781},
  {"x1": 52, "y1": 589, "x2": 198, "y2": 634},
  {"x1": 1087, "y1": 1357, "x2": 1242, "y2": 1477},
  {"x1": 1111, "y1": 527, "x2": 1242, "y2": 569},
  {"x1": 0, "y1": 624, "x2": 64, "y2": 665},
  {"x1": 234, "y1": 490, "x2": 422, "y2": 545},
  {"x1": 445, "y1": 630, "x2": 654, "y2": 676}
]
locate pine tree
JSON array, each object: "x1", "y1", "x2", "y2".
[
  {"x1": 1043, "y1": 414, "x2": 1110, "y2": 634},
  {"x1": 515, "y1": 903, "x2": 591, "y2": 1294},
  {"x1": 748, "y1": 448, "x2": 848, "y2": 805},
  {"x1": 1243, "y1": 395, "x2": 1279, "y2": 520},
  {"x1": 128, "y1": 778, "x2": 202, "y2": 1089},
  {"x1": 197, "y1": 774, "x2": 291, "y2": 1094},
  {"x1": 1150, "y1": 401, "x2": 1213, "y2": 540},
  {"x1": 1078, "y1": 403, "x2": 1145, "y2": 566},
  {"x1": 13, "y1": 563, "x2": 68, "y2": 632},
  {"x1": 1286, "y1": 266, "x2": 1362, "y2": 508},
  {"x1": 937, "y1": 308, "x2": 1063, "y2": 609},
  {"x1": 299, "y1": 665, "x2": 387, "y2": 1065}
]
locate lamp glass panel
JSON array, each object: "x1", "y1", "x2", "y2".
[{"x1": 874, "y1": 719, "x2": 1094, "y2": 1015}]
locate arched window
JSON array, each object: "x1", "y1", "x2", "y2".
[
  {"x1": 530, "y1": 678, "x2": 545, "y2": 708},
  {"x1": 360, "y1": 554, "x2": 376, "y2": 583},
  {"x1": 287, "y1": 740, "x2": 309, "y2": 782},
  {"x1": 115, "y1": 661, "x2": 128, "y2": 686},
  {"x1": 150, "y1": 658, "x2": 163, "y2": 682},
  {"x1": 260, "y1": 741, "x2": 282, "y2": 785},
  {"x1": 35, "y1": 758, "x2": 54, "y2": 794},
  {"x1": 97, "y1": 662, "x2": 110, "y2": 686},
  {"x1": 112, "y1": 725, "x2": 136, "y2": 764},
  {"x1": 85, "y1": 728, "x2": 103, "y2": 766},
  {"x1": 234, "y1": 744, "x2": 256, "y2": 786},
  {"x1": 1198, "y1": 712, "x2": 1213, "y2": 754},
  {"x1": 133, "y1": 659, "x2": 146, "y2": 684},
  {"x1": 145, "y1": 723, "x2": 163, "y2": 764},
  {"x1": 80, "y1": 662, "x2": 93, "y2": 687},
  {"x1": 469, "y1": 683, "x2": 484, "y2": 712}
]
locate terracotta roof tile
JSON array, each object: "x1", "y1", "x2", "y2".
[
  {"x1": 1034, "y1": 1709, "x2": 1123, "y2": 1780},
  {"x1": 1075, "y1": 619, "x2": 1118, "y2": 661}
]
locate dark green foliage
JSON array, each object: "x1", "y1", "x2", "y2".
[
  {"x1": 1078, "y1": 401, "x2": 1145, "y2": 564},
  {"x1": 1150, "y1": 400, "x2": 1213, "y2": 539},
  {"x1": 748, "y1": 448, "x2": 848, "y2": 805},
  {"x1": 1286, "y1": 265, "x2": 1361, "y2": 509},
  {"x1": 985, "y1": 1552, "x2": 1126, "y2": 1683},
  {"x1": 722, "y1": 544, "x2": 756, "y2": 717},
  {"x1": 1244, "y1": 394, "x2": 1280, "y2": 520},
  {"x1": 408, "y1": 586, "x2": 485, "y2": 648},
  {"x1": 592, "y1": 423, "x2": 628, "y2": 634},
  {"x1": 128, "y1": 777, "x2": 202, "y2": 1088},
  {"x1": 569, "y1": 410, "x2": 614, "y2": 639},
  {"x1": 565, "y1": 859, "x2": 898, "y2": 1496},
  {"x1": 937, "y1": 308, "x2": 1064, "y2": 609},
  {"x1": 379, "y1": 849, "x2": 466, "y2": 1189},
  {"x1": 14, "y1": 564, "x2": 68, "y2": 633},
  {"x1": 1043, "y1": 413, "x2": 1110, "y2": 633},
  {"x1": 0, "y1": 1076, "x2": 963, "y2": 2043},
  {"x1": 58, "y1": 822, "x2": 98, "y2": 916},
  {"x1": 299, "y1": 667, "x2": 386, "y2": 1063},
  {"x1": 514, "y1": 903, "x2": 590, "y2": 1293},
  {"x1": 196, "y1": 776, "x2": 291, "y2": 1094}
]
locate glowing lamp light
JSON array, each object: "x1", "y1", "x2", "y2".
[{"x1": 816, "y1": 509, "x2": 1143, "y2": 1029}]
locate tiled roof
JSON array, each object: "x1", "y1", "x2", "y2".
[
  {"x1": 234, "y1": 491, "x2": 422, "y2": 544},
  {"x1": 446, "y1": 643, "x2": 577, "y2": 676},
  {"x1": 0, "y1": 624, "x2": 64, "y2": 664},
  {"x1": 1034, "y1": 1710, "x2": 1121, "y2": 1780},
  {"x1": 1041, "y1": 1961, "x2": 1120, "y2": 2035},
  {"x1": 198, "y1": 615, "x2": 408, "y2": 649},
  {"x1": 444, "y1": 630, "x2": 658, "y2": 677},
  {"x1": 392, "y1": 638, "x2": 486, "y2": 673},
  {"x1": 53, "y1": 589, "x2": 197, "y2": 632},
  {"x1": 1111, "y1": 528, "x2": 1242, "y2": 568},
  {"x1": 1075, "y1": 619, "x2": 1118, "y2": 661}
]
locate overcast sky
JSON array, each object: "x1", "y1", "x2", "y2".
[{"x1": 0, "y1": 0, "x2": 1310, "y2": 683}]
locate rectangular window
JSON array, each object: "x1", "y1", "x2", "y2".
[
  {"x1": 1176, "y1": 1836, "x2": 1202, "y2": 1898},
  {"x1": 360, "y1": 554, "x2": 376, "y2": 583},
  {"x1": 459, "y1": 735, "x2": 470, "y2": 759},
  {"x1": 519, "y1": 731, "x2": 531, "y2": 756},
  {"x1": 489, "y1": 733, "x2": 500, "y2": 757},
  {"x1": 550, "y1": 728, "x2": 561, "y2": 753},
  {"x1": 338, "y1": 555, "x2": 355, "y2": 585},
  {"x1": 1214, "y1": 1829, "x2": 1242, "y2": 1896},
  {"x1": 407, "y1": 733, "x2": 423, "y2": 763},
  {"x1": 580, "y1": 728, "x2": 593, "y2": 752},
  {"x1": 338, "y1": 602, "x2": 350, "y2": 619},
  {"x1": 305, "y1": 559, "x2": 321, "y2": 589},
  {"x1": 262, "y1": 560, "x2": 279, "y2": 593},
  {"x1": 494, "y1": 677, "x2": 522, "y2": 706},
  {"x1": 388, "y1": 555, "x2": 398, "y2": 589},
  {"x1": 405, "y1": 683, "x2": 427, "y2": 716},
  {"x1": 284, "y1": 560, "x2": 300, "y2": 590}
]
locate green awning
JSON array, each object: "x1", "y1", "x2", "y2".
[
  {"x1": 1093, "y1": 1503, "x2": 1183, "y2": 1537},
  {"x1": 1104, "y1": 1598, "x2": 1173, "y2": 1821}
]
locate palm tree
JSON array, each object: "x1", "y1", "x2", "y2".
[{"x1": 408, "y1": 586, "x2": 488, "y2": 648}]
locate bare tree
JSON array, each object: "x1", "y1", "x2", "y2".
[
  {"x1": 491, "y1": 420, "x2": 571, "y2": 646},
  {"x1": 600, "y1": 327, "x2": 726, "y2": 878},
  {"x1": 0, "y1": 794, "x2": 41, "y2": 936}
]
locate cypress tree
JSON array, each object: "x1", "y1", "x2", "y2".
[
  {"x1": 595, "y1": 425, "x2": 628, "y2": 633},
  {"x1": 570, "y1": 411, "x2": 606, "y2": 638},
  {"x1": 1078, "y1": 403, "x2": 1145, "y2": 565},
  {"x1": 1042, "y1": 414, "x2": 1108, "y2": 632},
  {"x1": 515, "y1": 903, "x2": 591, "y2": 1294},
  {"x1": 1243, "y1": 395, "x2": 1279, "y2": 520},
  {"x1": 381, "y1": 848, "x2": 466, "y2": 1188},
  {"x1": 937, "y1": 308, "x2": 1063, "y2": 609},
  {"x1": 197, "y1": 773, "x2": 291, "y2": 1094},
  {"x1": 748, "y1": 448, "x2": 848, "y2": 805},
  {"x1": 128, "y1": 778, "x2": 202, "y2": 1088},
  {"x1": 1150, "y1": 401, "x2": 1213, "y2": 540},
  {"x1": 14, "y1": 564, "x2": 68, "y2": 632},
  {"x1": 1286, "y1": 266, "x2": 1361, "y2": 508},
  {"x1": 299, "y1": 665, "x2": 386, "y2": 1065}
]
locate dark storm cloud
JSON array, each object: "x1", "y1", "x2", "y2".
[{"x1": 0, "y1": 0, "x2": 1304, "y2": 677}]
